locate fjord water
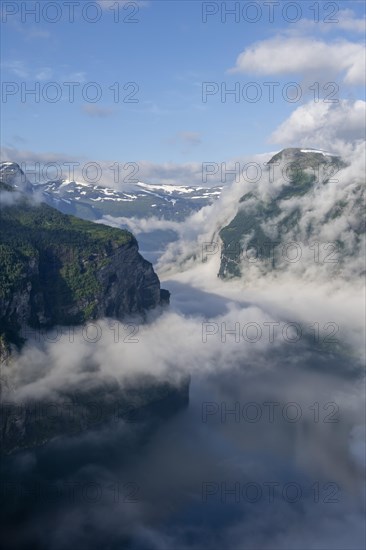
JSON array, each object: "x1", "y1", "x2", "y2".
[{"x1": 1, "y1": 262, "x2": 364, "y2": 550}]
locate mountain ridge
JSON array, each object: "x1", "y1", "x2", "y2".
[
  {"x1": 218, "y1": 148, "x2": 363, "y2": 279},
  {"x1": 0, "y1": 161, "x2": 223, "y2": 221}
]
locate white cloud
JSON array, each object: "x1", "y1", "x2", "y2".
[
  {"x1": 329, "y1": 8, "x2": 366, "y2": 33},
  {"x1": 100, "y1": 215, "x2": 180, "y2": 235},
  {"x1": 230, "y1": 37, "x2": 365, "y2": 85},
  {"x1": 270, "y1": 99, "x2": 366, "y2": 151},
  {"x1": 333, "y1": 8, "x2": 366, "y2": 33},
  {"x1": 299, "y1": 9, "x2": 366, "y2": 34}
]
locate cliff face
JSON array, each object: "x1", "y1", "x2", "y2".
[
  {"x1": 92, "y1": 241, "x2": 164, "y2": 318},
  {"x1": 0, "y1": 196, "x2": 169, "y2": 343},
  {"x1": 0, "y1": 236, "x2": 166, "y2": 336},
  {"x1": 0, "y1": 375, "x2": 190, "y2": 455},
  {"x1": 218, "y1": 148, "x2": 363, "y2": 279},
  {"x1": 0, "y1": 185, "x2": 190, "y2": 456}
]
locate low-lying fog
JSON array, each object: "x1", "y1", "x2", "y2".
[{"x1": 1, "y1": 145, "x2": 364, "y2": 550}]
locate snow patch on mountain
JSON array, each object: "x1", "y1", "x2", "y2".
[{"x1": 300, "y1": 149, "x2": 336, "y2": 156}]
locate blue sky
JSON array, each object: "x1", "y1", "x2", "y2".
[{"x1": 1, "y1": 0, "x2": 365, "y2": 181}]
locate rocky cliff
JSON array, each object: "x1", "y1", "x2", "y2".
[
  {"x1": 0, "y1": 188, "x2": 169, "y2": 345},
  {"x1": 218, "y1": 148, "x2": 364, "y2": 279},
  {"x1": 0, "y1": 181, "x2": 189, "y2": 455},
  {"x1": 0, "y1": 374, "x2": 190, "y2": 455}
]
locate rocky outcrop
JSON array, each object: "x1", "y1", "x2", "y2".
[
  {"x1": 93, "y1": 239, "x2": 165, "y2": 318},
  {"x1": 0, "y1": 335, "x2": 11, "y2": 365},
  {"x1": 0, "y1": 198, "x2": 170, "y2": 343},
  {"x1": 218, "y1": 148, "x2": 363, "y2": 279},
  {"x1": 0, "y1": 375, "x2": 190, "y2": 455},
  {"x1": 0, "y1": 162, "x2": 33, "y2": 194},
  {"x1": 0, "y1": 236, "x2": 168, "y2": 337},
  {"x1": 0, "y1": 182, "x2": 186, "y2": 455}
]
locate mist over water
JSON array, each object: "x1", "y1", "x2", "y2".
[
  {"x1": 1, "y1": 312, "x2": 364, "y2": 549},
  {"x1": 1, "y1": 147, "x2": 365, "y2": 550}
]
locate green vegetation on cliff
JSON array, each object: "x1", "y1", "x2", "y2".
[
  {"x1": 0, "y1": 189, "x2": 159, "y2": 343},
  {"x1": 0, "y1": 198, "x2": 134, "y2": 301}
]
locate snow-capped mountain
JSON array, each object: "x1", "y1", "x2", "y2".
[
  {"x1": 0, "y1": 162, "x2": 33, "y2": 194},
  {"x1": 0, "y1": 161, "x2": 222, "y2": 220},
  {"x1": 0, "y1": 163, "x2": 221, "y2": 262},
  {"x1": 36, "y1": 179, "x2": 222, "y2": 220}
]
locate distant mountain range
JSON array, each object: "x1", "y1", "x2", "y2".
[
  {"x1": 2, "y1": 147, "x2": 364, "y2": 282},
  {"x1": 0, "y1": 162, "x2": 222, "y2": 221}
]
